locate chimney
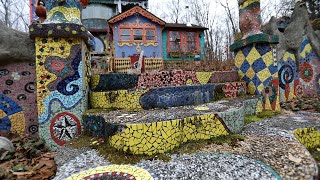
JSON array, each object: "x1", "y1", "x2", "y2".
[
  {"x1": 186, "y1": 6, "x2": 191, "y2": 27},
  {"x1": 118, "y1": 0, "x2": 122, "y2": 14}
]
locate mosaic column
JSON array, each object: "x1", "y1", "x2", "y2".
[
  {"x1": 29, "y1": 0, "x2": 92, "y2": 149},
  {"x1": 230, "y1": 0, "x2": 281, "y2": 111}
]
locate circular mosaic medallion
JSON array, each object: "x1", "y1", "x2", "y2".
[
  {"x1": 279, "y1": 64, "x2": 294, "y2": 89},
  {"x1": 28, "y1": 125, "x2": 39, "y2": 134},
  {"x1": 51, "y1": 61, "x2": 65, "y2": 71},
  {"x1": 25, "y1": 82, "x2": 36, "y2": 93},
  {"x1": 50, "y1": 112, "x2": 81, "y2": 146},
  {"x1": 299, "y1": 62, "x2": 313, "y2": 82},
  {"x1": 65, "y1": 165, "x2": 156, "y2": 180},
  {"x1": 295, "y1": 85, "x2": 303, "y2": 98},
  {"x1": 83, "y1": 172, "x2": 136, "y2": 180}
]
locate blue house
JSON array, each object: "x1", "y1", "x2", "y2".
[{"x1": 108, "y1": 6, "x2": 166, "y2": 72}]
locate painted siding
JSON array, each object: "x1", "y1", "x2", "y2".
[{"x1": 113, "y1": 15, "x2": 162, "y2": 58}]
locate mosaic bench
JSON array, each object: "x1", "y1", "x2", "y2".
[{"x1": 83, "y1": 96, "x2": 260, "y2": 155}]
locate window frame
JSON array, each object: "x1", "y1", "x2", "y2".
[
  {"x1": 167, "y1": 30, "x2": 200, "y2": 57},
  {"x1": 119, "y1": 27, "x2": 157, "y2": 43}
]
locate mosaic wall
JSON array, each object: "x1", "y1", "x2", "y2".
[
  {"x1": 235, "y1": 43, "x2": 278, "y2": 95},
  {"x1": 223, "y1": 81, "x2": 247, "y2": 98},
  {"x1": 110, "y1": 114, "x2": 229, "y2": 155},
  {"x1": 90, "y1": 84, "x2": 216, "y2": 110},
  {"x1": 209, "y1": 71, "x2": 239, "y2": 83},
  {"x1": 140, "y1": 84, "x2": 216, "y2": 110},
  {"x1": 90, "y1": 90, "x2": 147, "y2": 110},
  {"x1": 35, "y1": 37, "x2": 89, "y2": 149},
  {"x1": 91, "y1": 74, "x2": 138, "y2": 91},
  {"x1": 234, "y1": 43, "x2": 281, "y2": 111},
  {"x1": 0, "y1": 63, "x2": 37, "y2": 136},
  {"x1": 278, "y1": 37, "x2": 320, "y2": 102},
  {"x1": 84, "y1": 97, "x2": 261, "y2": 154},
  {"x1": 293, "y1": 127, "x2": 320, "y2": 149}
]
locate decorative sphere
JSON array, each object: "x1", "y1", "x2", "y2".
[{"x1": 35, "y1": 4, "x2": 47, "y2": 19}]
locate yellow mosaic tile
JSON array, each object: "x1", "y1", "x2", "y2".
[
  {"x1": 0, "y1": 110, "x2": 6, "y2": 119},
  {"x1": 235, "y1": 51, "x2": 245, "y2": 68},
  {"x1": 9, "y1": 112, "x2": 26, "y2": 135},
  {"x1": 240, "y1": 0, "x2": 260, "y2": 9},
  {"x1": 300, "y1": 43, "x2": 312, "y2": 58},
  {"x1": 195, "y1": 72, "x2": 213, "y2": 84},
  {"x1": 90, "y1": 90, "x2": 147, "y2": 110},
  {"x1": 91, "y1": 74, "x2": 100, "y2": 90},
  {"x1": 294, "y1": 128, "x2": 320, "y2": 149},
  {"x1": 109, "y1": 114, "x2": 229, "y2": 155},
  {"x1": 47, "y1": 7, "x2": 81, "y2": 22},
  {"x1": 246, "y1": 47, "x2": 260, "y2": 65}
]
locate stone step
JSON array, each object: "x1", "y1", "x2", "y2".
[
  {"x1": 90, "y1": 82, "x2": 247, "y2": 111},
  {"x1": 90, "y1": 70, "x2": 239, "y2": 92},
  {"x1": 83, "y1": 96, "x2": 261, "y2": 155}
]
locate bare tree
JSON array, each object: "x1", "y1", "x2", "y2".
[
  {"x1": 0, "y1": 0, "x2": 30, "y2": 31},
  {"x1": 155, "y1": 0, "x2": 187, "y2": 23}
]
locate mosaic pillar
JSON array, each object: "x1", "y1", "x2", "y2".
[
  {"x1": 230, "y1": 0, "x2": 280, "y2": 111},
  {"x1": 29, "y1": 0, "x2": 92, "y2": 149}
]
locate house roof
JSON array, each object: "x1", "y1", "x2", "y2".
[
  {"x1": 165, "y1": 23, "x2": 208, "y2": 30},
  {"x1": 108, "y1": 5, "x2": 166, "y2": 25}
]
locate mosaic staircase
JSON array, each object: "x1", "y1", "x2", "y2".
[{"x1": 83, "y1": 71, "x2": 262, "y2": 155}]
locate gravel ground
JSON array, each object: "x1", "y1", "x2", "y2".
[
  {"x1": 54, "y1": 112, "x2": 320, "y2": 180},
  {"x1": 241, "y1": 112, "x2": 320, "y2": 140},
  {"x1": 54, "y1": 149, "x2": 110, "y2": 180},
  {"x1": 88, "y1": 97, "x2": 255, "y2": 124},
  {"x1": 200, "y1": 136, "x2": 318, "y2": 180},
  {"x1": 137, "y1": 154, "x2": 281, "y2": 180}
]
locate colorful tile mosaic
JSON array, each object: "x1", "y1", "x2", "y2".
[
  {"x1": 209, "y1": 71, "x2": 239, "y2": 83},
  {"x1": 90, "y1": 90, "x2": 147, "y2": 110},
  {"x1": 223, "y1": 81, "x2": 247, "y2": 98},
  {"x1": 113, "y1": 58, "x2": 164, "y2": 73},
  {"x1": 34, "y1": 37, "x2": 88, "y2": 149},
  {"x1": 0, "y1": 62, "x2": 37, "y2": 136},
  {"x1": 65, "y1": 165, "x2": 156, "y2": 180},
  {"x1": 140, "y1": 84, "x2": 216, "y2": 110},
  {"x1": 235, "y1": 43, "x2": 278, "y2": 95},
  {"x1": 110, "y1": 114, "x2": 229, "y2": 155},
  {"x1": 293, "y1": 127, "x2": 320, "y2": 149},
  {"x1": 91, "y1": 74, "x2": 139, "y2": 91},
  {"x1": 278, "y1": 37, "x2": 320, "y2": 102}
]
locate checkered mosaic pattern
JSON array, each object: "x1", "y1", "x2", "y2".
[{"x1": 235, "y1": 44, "x2": 278, "y2": 95}]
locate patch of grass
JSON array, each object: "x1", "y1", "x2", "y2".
[
  {"x1": 67, "y1": 134, "x2": 171, "y2": 164},
  {"x1": 67, "y1": 134, "x2": 246, "y2": 164},
  {"x1": 244, "y1": 110, "x2": 281, "y2": 125},
  {"x1": 169, "y1": 134, "x2": 246, "y2": 154}
]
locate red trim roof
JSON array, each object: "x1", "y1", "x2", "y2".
[{"x1": 108, "y1": 6, "x2": 166, "y2": 25}]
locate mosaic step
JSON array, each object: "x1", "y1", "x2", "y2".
[
  {"x1": 294, "y1": 127, "x2": 320, "y2": 149},
  {"x1": 90, "y1": 82, "x2": 247, "y2": 111},
  {"x1": 83, "y1": 96, "x2": 261, "y2": 155},
  {"x1": 90, "y1": 71, "x2": 239, "y2": 91}
]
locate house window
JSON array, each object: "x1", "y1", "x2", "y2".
[
  {"x1": 169, "y1": 31, "x2": 180, "y2": 52},
  {"x1": 187, "y1": 32, "x2": 196, "y2": 51},
  {"x1": 119, "y1": 27, "x2": 157, "y2": 43},
  {"x1": 133, "y1": 29, "x2": 143, "y2": 41},
  {"x1": 120, "y1": 29, "x2": 131, "y2": 41},
  {"x1": 146, "y1": 29, "x2": 155, "y2": 41},
  {"x1": 168, "y1": 31, "x2": 200, "y2": 56}
]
